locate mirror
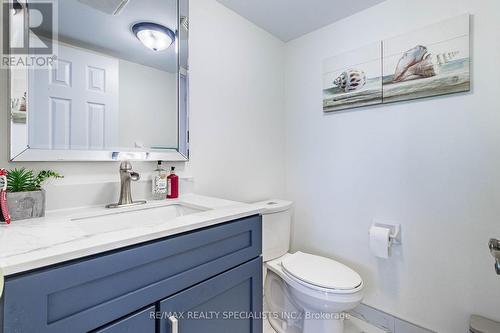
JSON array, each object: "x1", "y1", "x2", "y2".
[{"x1": 8, "y1": 0, "x2": 189, "y2": 161}]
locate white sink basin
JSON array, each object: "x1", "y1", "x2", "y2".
[{"x1": 71, "y1": 203, "x2": 208, "y2": 234}]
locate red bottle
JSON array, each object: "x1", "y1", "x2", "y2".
[{"x1": 167, "y1": 167, "x2": 179, "y2": 199}]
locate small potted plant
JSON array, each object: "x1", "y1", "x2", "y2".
[{"x1": 6, "y1": 168, "x2": 63, "y2": 221}]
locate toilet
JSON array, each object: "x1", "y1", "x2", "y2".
[{"x1": 255, "y1": 200, "x2": 364, "y2": 333}]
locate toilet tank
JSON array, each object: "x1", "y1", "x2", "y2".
[{"x1": 253, "y1": 200, "x2": 293, "y2": 262}]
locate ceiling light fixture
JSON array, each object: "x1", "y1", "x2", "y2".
[{"x1": 132, "y1": 22, "x2": 175, "y2": 52}]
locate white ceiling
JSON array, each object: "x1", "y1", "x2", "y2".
[
  {"x1": 216, "y1": 0, "x2": 387, "y2": 42},
  {"x1": 41, "y1": 0, "x2": 179, "y2": 72}
]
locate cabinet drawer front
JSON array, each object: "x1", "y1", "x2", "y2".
[
  {"x1": 2, "y1": 215, "x2": 261, "y2": 333},
  {"x1": 160, "y1": 257, "x2": 263, "y2": 333},
  {"x1": 92, "y1": 306, "x2": 155, "y2": 333}
]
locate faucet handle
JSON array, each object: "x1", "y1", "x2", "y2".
[
  {"x1": 130, "y1": 172, "x2": 140, "y2": 181},
  {"x1": 120, "y1": 161, "x2": 133, "y2": 171}
]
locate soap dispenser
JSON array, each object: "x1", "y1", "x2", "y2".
[
  {"x1": 152, "y1": 161, "x2": 168, "y2": 200},
  {"x1": 167, "y1": 167, "x2": 179, "y2": 199}
]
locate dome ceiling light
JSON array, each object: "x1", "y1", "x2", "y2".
[{"x1": 132, "y1": 22, "x2": 175, "y2": 52}]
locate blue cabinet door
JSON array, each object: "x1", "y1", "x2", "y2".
[
  {"x1": 159, "y1": 257, "x2": 263, "y2": 333},
  {"x1": 93, "y1": 306, "x2": 155, "y2": 333}
]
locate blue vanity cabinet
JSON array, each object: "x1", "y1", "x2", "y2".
[
  {"x1": 159, "y1": 257, "x2": 263, "y2": 333},
  {"x1": 0, "y1": 215, "x2": 262, "y2": 333},
  {"x1": 93, "y1": 306, "x2": 156, "y2": 333}
]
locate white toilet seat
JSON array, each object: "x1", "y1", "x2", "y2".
[
  {"x1": 281, "y1": 252, "x2": 363, "y2": 294},
  {"x1": 266, "y1": 253, "x2": 364, "y2": 297}
]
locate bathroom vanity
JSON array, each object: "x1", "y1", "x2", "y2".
[{"x1": 0, "y1": 195, "x2": 263, "y2": 333}]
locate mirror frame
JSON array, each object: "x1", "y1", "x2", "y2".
[{"x1": 7, "y1": 0, "x2": 189, "y2": 162}]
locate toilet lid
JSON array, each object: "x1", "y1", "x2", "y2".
[{"x1": 281, "y1": 252, "x2": 362, "y2": 290}]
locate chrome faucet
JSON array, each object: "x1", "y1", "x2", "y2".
[
  {"x1": 106, "y1": 161, "x2": 147, "y2": 208},
  {"x1": 489, "y1": 238, "x2": 500, "y2": 275}
]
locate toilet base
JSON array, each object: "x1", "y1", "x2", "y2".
[
  {"x1": 266, "y1": 313, "x2": 345, "y2": 333},
  {"x1": 268, "y1": 317, "x2": 301, "y2": 333}
]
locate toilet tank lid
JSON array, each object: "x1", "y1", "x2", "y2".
[{"x1": 252, "y1": 200, "x2": 293, "y2": 214}]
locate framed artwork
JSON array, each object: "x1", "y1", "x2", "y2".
[{"x1": 323, "y1": 14, "x2": 470, "y2": 113}]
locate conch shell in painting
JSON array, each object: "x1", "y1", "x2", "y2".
[
  {"x1": 393, "y1": 45, "x2": 437, "y2": 82},
  {"x1": 334, "y1": 69, "x2": 367, "y2": 93},
  {"x1": 400, "y1": 55, "x2": 438, "y2": 81}
]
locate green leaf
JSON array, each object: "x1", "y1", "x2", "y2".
[
  {"x1": 34, "y1": 170, "x2": 63, "y2": 189},
  {"x1": 6, "y1": 168, "x2": 35, "y2": 192},
  {"x1": 6, "y1": 168, "x2": 63, "y2": 192}
]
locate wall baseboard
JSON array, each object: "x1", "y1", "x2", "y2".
[{"x1": 350, "y1": 304, "x2": 436, "y2": 333}]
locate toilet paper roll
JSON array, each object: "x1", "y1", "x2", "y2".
[{"x1": 369, "y1": 226, "x2": 391, "y2": 259}]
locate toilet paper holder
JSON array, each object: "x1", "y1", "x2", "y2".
[{"x1": 372, "y1": 220, "x2": 402, "y2": 245}]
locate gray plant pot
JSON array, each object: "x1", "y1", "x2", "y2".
[{"x1": 7, "y1": 190, "x2": 46, "y2": 221}]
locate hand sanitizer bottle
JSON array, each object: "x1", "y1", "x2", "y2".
[{"x1": 152, "y1": 161, "x2": 167, "y2": 200}]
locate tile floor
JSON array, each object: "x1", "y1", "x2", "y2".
[{"x1": 262, "y1": 313, "x2": 389, "y2": 333}]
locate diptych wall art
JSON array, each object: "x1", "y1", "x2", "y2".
[{"x1": 322, "y1": 14, "x2": 470, "y2": 113}]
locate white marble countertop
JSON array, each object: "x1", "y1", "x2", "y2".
[{"x1": 0, "y1": 194, "x2": 261, "y2": 277}]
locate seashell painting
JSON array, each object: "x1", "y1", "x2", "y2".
[
  {"x1": 393, "y1": 45, "x2": 430, "y2": 82},
  {"x1": 391, "y1": 46, "x2": 461, "y2": 83},
  {"x1": 323, "y1": 14, "x2": 470, "y2": 112},
  {"x1": 323, "y1": 42, "x2": 383, "y2": 112},
  {"x1": 334, "y1": 69, "x2": 367, "y2": 93},
  {"x1": 382, "y1": 13, "x2": 470, "y2": 104},
  {"x1": 402, "y1": 56, "x2": 438, "y2": 80},
  {"x1": 393, "y1": 47, "x2": 438, "y2": 82}
]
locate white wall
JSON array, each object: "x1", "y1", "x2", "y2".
[
  {"x1": 185, "y1": 0, "x2": 286, "y2": 202},
  {"x1": 285, "y1": 0, "x2": 500, "y2": 332},
  {"x1": 0, "y1": 0, "x2": 286, "y2": 209}
]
